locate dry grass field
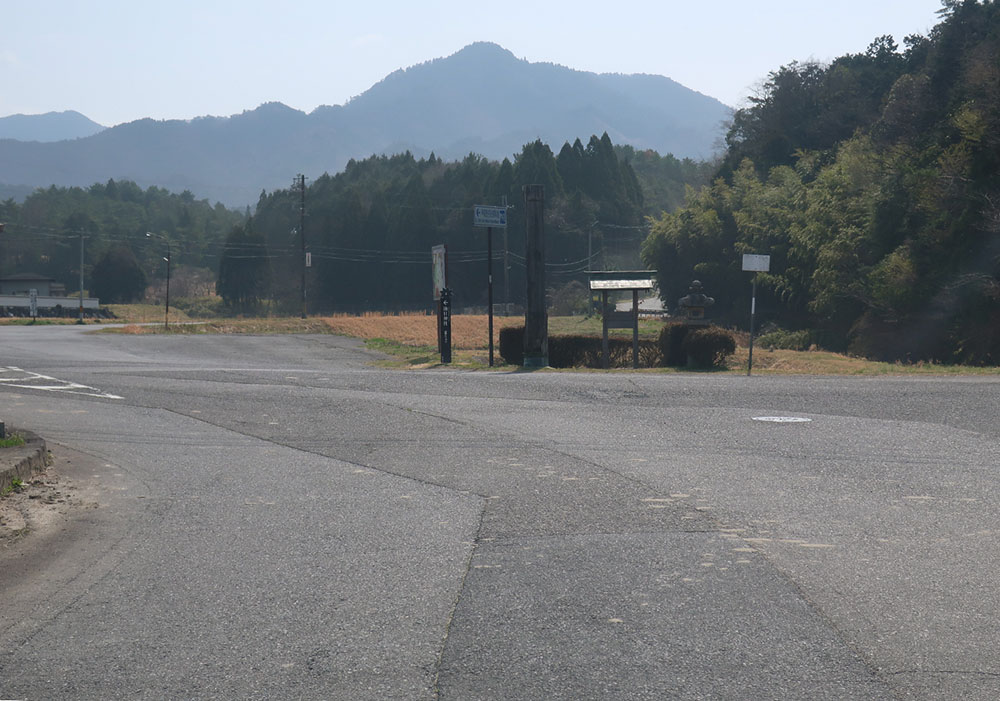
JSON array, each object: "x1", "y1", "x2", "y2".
[
  {"x1": 70, "y1": 305, "x2": 1000, "y2": 374},
  {"x1": 321, "y1": 313, "x2": 523, "y2": 349}
]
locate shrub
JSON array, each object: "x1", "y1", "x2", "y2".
[
  {"x1": 499, "y1": 327, "x2": 661, "y2": 368},
  {"x1": 683, "y1": 326, "x2": 736, "y2": 368},
  {"x1": 499, "y1": 326, "x2": 525, "y2": 365},
  {"x1": 658, "y1": 322, "x2": 691, "y2": 367},
  {"x1": 172, "y1": 296, "x2": 226, "y2": 319},
  {"x1": 548, "y1": 335, "x2": 594, "y2": 367},
  {"x1": 755, "y1": 328, "x2": 812, "y2": 351}
]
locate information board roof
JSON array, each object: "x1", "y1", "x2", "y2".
[{"x1": 588, "y1": 270, "x2": 655, "y2": 290}]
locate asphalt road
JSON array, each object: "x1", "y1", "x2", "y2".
[{"x1": 1, "y1": 325, "x2": 999, "y2": 700}]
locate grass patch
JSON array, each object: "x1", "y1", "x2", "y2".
[{"x1": 0, "y1": 433, "x2": 26, "y2": 448}]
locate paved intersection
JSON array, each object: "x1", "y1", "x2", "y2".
[{"x1": 1, "y1": 325, "x2": 999, "y2": 699}]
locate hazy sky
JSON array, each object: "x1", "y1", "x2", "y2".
[{"x1": 3, "y1": 1, "x2": 946, "y2": 127}]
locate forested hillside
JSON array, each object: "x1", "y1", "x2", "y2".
[
  {"x1": 1, "y1": 134, "x2": 707, "y2": 312},
  {"x1": 251, "y1": 134, "x2": 670, "y2": 313},
  {"x1": 643, "y1": 0, "x2": 1000, "y2": 364},
  {"x1": 0, "y1": 182, "x2": 245, "y2": 300}
]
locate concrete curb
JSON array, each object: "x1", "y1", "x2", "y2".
[{"x1": 0, "y1": 430, "x2": 48, "y2": 491}]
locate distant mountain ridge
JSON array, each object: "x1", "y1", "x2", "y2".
[
  {"x1": 0, "y1": 43, "x2": 730, "y2": 206},
  {"x1": 0, "y1": 110, "x2": 105, "y2": 142}
]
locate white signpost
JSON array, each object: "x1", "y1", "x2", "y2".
[{"x1": 742, "y1": 254, "x2": 771, "y2": 376}]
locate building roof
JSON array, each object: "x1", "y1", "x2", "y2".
[{"x1": 0, "y1": 273, "x2": 56, "y2": 282}]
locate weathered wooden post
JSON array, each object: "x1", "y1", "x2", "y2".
[{"x1": 522, "y1": 185, "x2": 548, "y2": 367}]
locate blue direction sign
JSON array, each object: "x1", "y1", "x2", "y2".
[{"x1": 473, "y1": 205, "x2": 507, "y2": 228}]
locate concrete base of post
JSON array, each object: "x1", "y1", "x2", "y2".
[{"x1": 522, "y1": 355, "x2": 548, "y2": 368}]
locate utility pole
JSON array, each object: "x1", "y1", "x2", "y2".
[
  {"x1": 522, "y1": 185, "x2": 547, "y2": 367},
  {"x1": 502, "y1": 196, "x2": 510, "y2": 316},
  {"x1": 295, "y1": 174, "x2": 307, "y2": 318},
  {"x1": 145, "y1": 232, "x2": 171, "y2": 329},
  {"x1": 77, "y1": 230, "x2": 85, "y2": 324}
]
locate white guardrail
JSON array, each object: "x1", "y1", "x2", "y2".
[{"x1": 0, "y1": 294, "x2": 100, "y2": 310}]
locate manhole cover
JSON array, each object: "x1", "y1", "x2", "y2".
[{"x1": 752, "y1": 416, "x2": 812, "y2": 423}]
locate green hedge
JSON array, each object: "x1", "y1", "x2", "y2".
[
  {"x1": 500, "y1": 326, "x2": 658, "y2": 368},
  {"x1": 658, "y1": 323, "x2": 736, "y2": 368},
  {"x1": 502, "y1": 324, "x2": 734, "y2": 369},
  {"x1": 755, "y1": 328, "x2": 812, "y2": 351},
  {"x1": 682, "y1": 327, "x2": 736, "y2": 368},
  {"x1": 499, "y1": 326, "x2": 525, "y2": 365},
  {"x1": 657, "y1": 322, "x2": 690, "y2": 367}
]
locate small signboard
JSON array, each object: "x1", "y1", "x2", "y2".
[
  {"x1": 29, "y1": 288, "x2": 38, "y2": 319},
  {"x1": 432, "y1": 245, "x2": 447, "y2": 301},
  {"x1": 473, "y1": 205, "x2": 507, "y2": 228},
  {"x1": 742, "y1": 254, "x2": 771, "y2": 272}
]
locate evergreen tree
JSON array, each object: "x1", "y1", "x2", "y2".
[
  {"x1": 217, "y1": 222, "x2": 270, "y2": 312},
  {"x1": 90, "y1": 245, "x2": 147, "y2": 303}
]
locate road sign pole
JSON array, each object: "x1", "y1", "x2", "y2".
[
  {"x1": 748, "y1": 275, "x2": 757, "y2": 376},
  {"x1": 474, "y1": 206, "x2": 506, "y2": 366},
  {"x1": 741, "y1": 254, "x2": 770, "y2": 377},
  {"x1": 488, "y1": 226, "x2": 494, "y2": 367}
]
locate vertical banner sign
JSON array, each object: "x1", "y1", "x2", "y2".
[
  {"x1": 431, "y1": 245, "x2": 447, "y2": 301},
  {"x1": 29, "y1": 288, "x2": 38, "y2": 320},
  {"x1": 432, "y1": 245, "x2": 447, "y2": 355},
  {"x1": 742, "y1": 254, "x2": 771, "y2": 376},
  {"x1": 474, "y1": 206, "x2": 507, "y2": 367},
  {"x1": 440, "y1": 288, "x2": 453, "y2": 364}
]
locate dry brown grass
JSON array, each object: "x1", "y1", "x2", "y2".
[
  {"x1": 105, "y1": 304, "x2": 193, "y2": 323},
  {"x1": 727, "y1": 346, "x2": 1000, "y2": 375},
  {"x1": 320, "y1": 313, "x2": 524, "y2": 349},
  {"x1": 95, "y1": 309, "x2": 1000, "y2": 375}
]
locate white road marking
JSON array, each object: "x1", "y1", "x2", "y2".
[
  {"x1": 753, "y1": 416, "x2": 812, "y2": 423},
  {"x1": 0, "y1": 366, "x2": 123, "y2": 400}
]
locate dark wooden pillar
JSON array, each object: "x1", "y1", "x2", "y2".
[{"x1": 522, "y1": 185, "x2": 548, "y2": 367}]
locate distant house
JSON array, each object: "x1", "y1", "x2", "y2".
[
  {"x1": 0, "y1": 273, "x2": 59, "y2": 296},
  {"x1": 0, "y1": 272, "x2": 98, "y2": 315}
]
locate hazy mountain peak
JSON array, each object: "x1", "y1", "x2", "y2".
[
  {"x1": 0, "y1": 43, "x2": 730, "y2": 206},
  {"x1": 0, "y1": 110, "x2": 105, "y2": 142}
]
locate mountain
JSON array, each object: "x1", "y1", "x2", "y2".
[
  {"x1": 0, "y1": 43, "x2": 730, "y2": 206},
  {"x1": 0, "y1": 110, "x2": 106, "y2": 142}
]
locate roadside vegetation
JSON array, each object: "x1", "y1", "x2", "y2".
[
  {"x1": 0, "y1": 434, "x2": 26, "y2": 449},
  {"x1": 86, "y1": 304, "x2": 1000, "y2": 375}
]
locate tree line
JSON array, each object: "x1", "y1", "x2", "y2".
[
  {"x1": 242, "y1": 135, "x2": 657, "y2": 314},
  {"x1": 0, "y1": 181, "x2": 244, "y2": 303},
  {"x1": 1, "y1": 135, "x2": 709, "y2": 312},
  {"x1": 643, "y1": 0, "x2": 1000, "y2": 364}
]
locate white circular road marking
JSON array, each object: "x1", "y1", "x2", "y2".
[{"x1": 752, "y1": 416, "x2": 812, "y2": 423}]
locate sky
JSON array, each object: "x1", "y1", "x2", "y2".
[{"x1": 3, "y1": 1, "x2": 947, "y2": 127}]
